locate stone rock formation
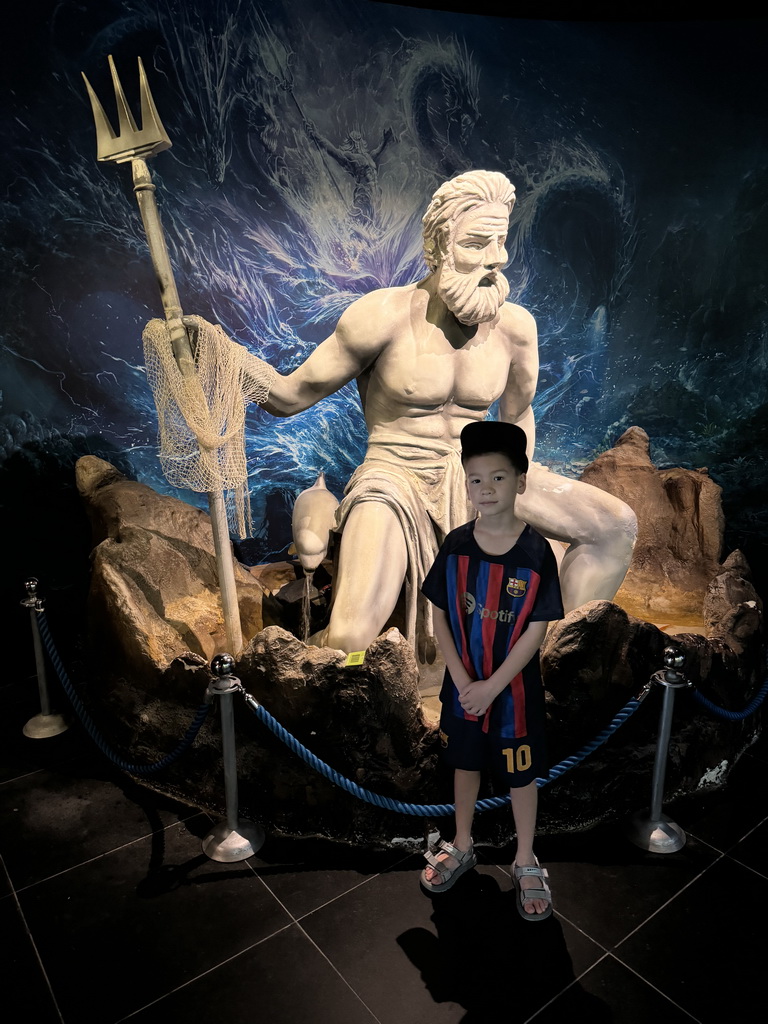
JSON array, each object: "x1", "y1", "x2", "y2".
[
  {"x1": 538, "y1": 580, "x2": 763, "y2": 834},
  {"x1": 76, "y1": 456, "x2": 266, "y2": 670},
  {"x1": 74, "y1": 444, "x2": 765, "y2": 846},
  {"x1": 580, "y1": 426, "x2": 725, "y2": 620}
]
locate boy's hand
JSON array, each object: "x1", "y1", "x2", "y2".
[{"x1": 459, "y1": 679, "x2": 499, "y2": 717}]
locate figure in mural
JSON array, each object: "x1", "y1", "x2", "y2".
[
  {"x1": 178, "y1": 170, "x2": 636, "y2": 654},
  {"x1": 303, "y1": 121, "x2": 395, "y2": 222}
]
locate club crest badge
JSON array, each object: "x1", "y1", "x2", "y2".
[{"x1": 506, "y1": 576, "x2": 527, "y2": 598}]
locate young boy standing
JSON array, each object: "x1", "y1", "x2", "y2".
[{"x1": 420, "y1": 420, "x2": 564, "y2": 919}]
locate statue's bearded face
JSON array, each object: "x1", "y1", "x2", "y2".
[{"x1": 436, "y1": 202, "x2": 510, "y2": 325}]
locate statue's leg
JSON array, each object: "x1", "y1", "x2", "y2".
[
  {"x1": 517, "y1": 466, "x2": 637, "y2": 613},
  {"x1": 325, "y1": 500, "x2": 408, "y2": 653}
]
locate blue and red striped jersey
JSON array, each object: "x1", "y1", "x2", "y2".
[{"x1": 422, "y1": 521, "x2": 563, "y2": 738}]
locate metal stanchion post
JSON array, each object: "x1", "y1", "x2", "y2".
[
  {"x1": 21, "y1": 578, "x2": 68, "y2": 739},
  {"x1": 627, "y1": 647, "x2": 692, "y2": 853},
  {"x1": 202, "y1": 654, "x2": 265, "y2": 862}
]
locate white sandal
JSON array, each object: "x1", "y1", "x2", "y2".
[
  {"x1": 420, "y1": 838, "x2": 477, "y2": 892},
  {"x1": 512, "y1": 858, "x2": 553, "y2": 921}
]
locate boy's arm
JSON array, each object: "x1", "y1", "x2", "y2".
[
  {"x1": 432, "y1": 607, "x2": 473, "y2": 694},
  {"x1": 458, "y1": 620, "x2": 548, "y2": 717}
]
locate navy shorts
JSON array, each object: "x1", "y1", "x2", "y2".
[{"x1": 438, "y1": 705, "x2": 546, "y2": 789}]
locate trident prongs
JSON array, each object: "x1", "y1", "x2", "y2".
[{"x1": 82, "y1": 55, "x2": 171, "y2": 164}]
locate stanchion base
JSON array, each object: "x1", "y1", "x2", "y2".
[
  {"x1": 23, "y1": 712, "x2": 69, "y2": 739},
  {"x1": 627, "y1": 810, "x2": 686, "y2": 853},
  {"x1": 202, "y1": 819, "x2": 265, "y2": 862}
]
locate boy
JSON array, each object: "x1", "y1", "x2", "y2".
[{"x1": 420, "y1": 420, "x2": 564, "y2": 919}]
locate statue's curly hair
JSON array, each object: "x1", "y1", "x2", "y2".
[{"x1": 422, "y1": 170, "x2": 516, "y2": 272}]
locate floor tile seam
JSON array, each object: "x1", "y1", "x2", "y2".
[
  {"x1": 610, "y1": 951, "x2": 703, "y2": 1021},
  {"x1": 726, "y1": 808, "x2": 768, "y2": 849},
  {"x1": 113, "y1": 922, "x2": 297, "y2": 1023},
  {"x1": 288, "y1": 873, "x2": 388, "y2": 924},
  {"x1": 237, "y1": 846, "x2": 407, "y2": 934},
  {"x1": 0, "y1": 853, "x2": 15, "y2": 897},
  {"x1": 240, "y1": 860, "x2": 303, "y2": 924},
  {"x1": 9, "y1": 819, "x2": 208, "y2": 894},
  {"x1": 483, "y1": 860, "x2": 518, "y2": 893},
  {"x1": 483, "y1": 861, "x2": 512, "y2": 881},
  {"x1": 293, "y1": 920, "x2": 384, "y2": 1024},
  {"x1": 257, "y1": 854, "x2": 415, "y2": 924},
  {"x1": 3, "y1": 863, "x2": 66, "y2": 1023},
  {"x1": 0, "y1": 766, "x2": 45, "y2": 787},
  {"x1": 681, "y1": 830, "x2": 725, "y2": 856},
  {"x1": 383, "y1": 849, "x2": 422, "y2": 872},
  {"x1": 520, "y1": 951, "x2": 612, "y2": 1023},
  {"x1": 725, "y1": 849, "x2": 768, "y2": 883},
  {"x1": 612, "y1": 850, "x2": 725, "y2": 950},
  {"x1": 549, "y1": 907, "x2": 611, "y2": 954},
  {"x1": 686, "y1": 808, "x2": 768, "y2": 855}
]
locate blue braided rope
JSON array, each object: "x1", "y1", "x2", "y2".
[
  {"x1": 240, "y1": 690, "x2": 644, "y2": 816},
  {"x1": 37, "y1": 611, "x2": 211, "y2": 775},
  {"x1": 691, "y1": 677, "x2": 768, "y2": 721}
]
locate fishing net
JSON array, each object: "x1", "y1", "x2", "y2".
[{"x1": 142, "y1": 315, "x2": 276, "y2": 538}]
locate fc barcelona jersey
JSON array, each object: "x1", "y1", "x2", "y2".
[{"x1": 422, "y1": 521, "x2": 564, "y2": 738}]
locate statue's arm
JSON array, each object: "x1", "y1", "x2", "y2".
[
  {"x1": 497, "y1": 306, "x2": 539, "y2": 459},
  {"x1": 260, "y1": 295, "x2": 388, "y2": 417}
]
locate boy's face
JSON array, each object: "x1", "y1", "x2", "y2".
[{"x1": 464, "y1": 452, "x2": 526, "y2": 520}]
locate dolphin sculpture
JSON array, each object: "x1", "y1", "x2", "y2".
[{"x1": 291, "y1": 473, "x2": 340, "y2": 573}]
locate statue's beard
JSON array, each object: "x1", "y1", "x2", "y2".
[{"x1": 437, "y1": 265, "x2": 510, "y2": 325}]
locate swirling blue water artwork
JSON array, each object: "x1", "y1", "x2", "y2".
[{"x1": 2, "y1": 2, "x2": 766, "y2": 582}]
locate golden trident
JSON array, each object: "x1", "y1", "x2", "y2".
[{"x1": 81, "y1": 56, "x2": 244, "y2": 654}]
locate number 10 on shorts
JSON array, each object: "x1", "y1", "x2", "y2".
[{"x1": 502, "y1": 745, "x2": 532, "y2": 774}]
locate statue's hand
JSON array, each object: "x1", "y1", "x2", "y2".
[
  {"x1": 146, "y1": 314, "x2": 276, "y2": 406},
  {"x1": 181, "y1": 315, "x2": 201, "y2": 358},
  {"x1": 179, "y1": 313, "x2": 229, "y2": 360}
]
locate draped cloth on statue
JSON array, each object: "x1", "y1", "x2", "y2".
[{"x1": 334, "y1": 434, "x2": 474, "y2": 647}]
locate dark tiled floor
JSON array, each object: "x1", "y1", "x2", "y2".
[{"x1": 3, "y1": 679, "x2": 768, "y2": 1024}]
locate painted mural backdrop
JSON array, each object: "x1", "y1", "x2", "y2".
[{"x1": 2, "y1": 3, "x2": 767, "y2": 597}]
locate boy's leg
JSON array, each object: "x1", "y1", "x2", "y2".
[
  {"x1": 454, "y1": 768, "x2": 481, "y2": 850},
  {"x1": 509, "y1": 781, "x2": 549, "y2": 916},
  {"x1": 423, "y1": 768, "x2": 480, "y2": 885}
]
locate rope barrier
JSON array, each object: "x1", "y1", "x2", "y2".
[
  {"x1": 32, "y1": 602, "x2": 766, "y2": 821},
  {"x1": 37, "y1": 611, "x2": 211, "y2": 775},
  {"x1": 239, "y1": 688, "x2": 646, "y2": 816},
  {"x1": 691, "y1": 677, "x2": 768, "y2": 721}
]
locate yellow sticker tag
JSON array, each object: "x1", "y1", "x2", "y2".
[{"x1": 345, "y1": 650, "x2": 366, "y2": 667}]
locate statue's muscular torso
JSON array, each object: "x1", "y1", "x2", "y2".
[{"x1": 338, "y1": 282, "x2": 538, "y2": 445}]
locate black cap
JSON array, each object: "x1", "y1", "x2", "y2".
[{"x1": 460, "y1": 420, "x2": 529, "y2": 474}]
